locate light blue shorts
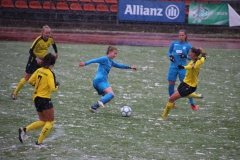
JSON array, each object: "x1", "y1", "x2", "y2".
[
  {"x1": 93, "y1": 79, "x2": 110, "y2": 95},
  {"x1": 167, "y1": 68, "x2": 186, "y2": 82}
]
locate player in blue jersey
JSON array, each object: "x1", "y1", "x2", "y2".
[
  {"x1": 167, "y1": 29, "x2": 198, "y2": 110},
  {"x1": 79, "y1": 46, "x2": 137, "y2": 113}
]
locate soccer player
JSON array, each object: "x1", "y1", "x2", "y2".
[
  {"x1": 11, "y1": 25, "x2": 58, "y2": 100},
  {"x1": 159, "y1": 47, "x2": 207, "y2": 120},
  {"x1": 167, "y1": 29, "x2": 199, "y2": 110},
  {"x1": 79, "y1": 46, "x2": 137, "y2": 113},
  {"x1": 18, "y1": 53, "x2": 59, "y2": 147}
]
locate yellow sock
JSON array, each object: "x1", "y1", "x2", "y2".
[
  {"x1": 184, "y1": 93, "x2": 202, "y2": 98},
  {"x1": 37, "y1": 121, "x2": 54, "y2": 144},
  {"x1": 13, "y1": 78, "x2": 26, "y2": 95},
  {"x1": 160, "y1": 102, "x2": 173, "y2": 119},
  {"x1": 26, "y1": 121, "x2": 46, "y2": 132}
]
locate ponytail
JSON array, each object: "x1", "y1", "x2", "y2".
[{"x1": 191, "y1": 47, "x2": 207, "y2": 58}]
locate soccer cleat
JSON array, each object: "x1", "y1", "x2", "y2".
[
  {"x1": 191, "y1": 104, "x2": 199, "y2": 110},
  {"x1": 97, "y1": 101, "x2": 105, "y2": 108},
  {"x1": 89, "y1": 107, "x2": 98, "y2": 113},
  {"x1": 199, "y1": 94, "x2": 204, "y2": 99},
  {"x1": 11, "y1": 93, "x2": 17, "y2": 100},
  {"x1": 158, "y1": 117, "x2": 164, "y2": 120},
  {"x1": 18, "y1": 127, "x2": 26, "y2": 143},
  {"x1": 35, "y1": 141, "x2": 46, "y2": 148}
]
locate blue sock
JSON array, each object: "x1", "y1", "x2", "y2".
[
  {"x1": 168, "y1": 84, "x2": 175, "y2": 97},
  {"x1": 92, "y1": 93, "x2": 115, "y2": 109},
  {"x1": 100, "y1": 93, "x2": 114, "y2": 104},
  {"x1": 92, "y1": 103, "x2": 99, "y2": 109},
  {"x1": 189, "y1": 98, "x2": 194, "y2": 105}
]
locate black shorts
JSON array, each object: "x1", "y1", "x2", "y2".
[
  {"x1": 34, "y1": 97, "x2": 53, "y2": 112},
  {"x1": 178, "y1": 82, "x2": 197, "y2": 97},
  {"x1": 25, "y1": 54, "x2": 40, "y2": 74}
]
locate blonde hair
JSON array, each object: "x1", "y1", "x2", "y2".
[{"x1": 41, "y1": 25, "x2": 51, "y2": 36}]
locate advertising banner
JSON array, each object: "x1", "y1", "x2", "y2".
[
  {"x1": 188, "y1": 2, "x2": 229, "y2": 25},
  {"x1": 118, "y1": 0, "x2": 185, "y2": 23}
]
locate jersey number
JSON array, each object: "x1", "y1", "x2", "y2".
[{"x1": 34, "y1": 75, "x2": 42, "y2": 94}]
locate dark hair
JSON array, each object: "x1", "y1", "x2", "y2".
[
  {"x1": 41, "y1": 53, "x2": 56, "y2": 68},
  {"x1": 106, "y1": 46, "x2": 117, "y2": 55},
  {"x1": 191, "y1": 47, "x2": 207, "y2": 57},
  {"x1": 179, "y1": 29, "x2": 188, "y2": 42}
]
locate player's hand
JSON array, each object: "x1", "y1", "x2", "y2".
[
  {"x1": 131, "y1": 66, "x2": 137, "y2": 70},
  {"x1": 180, "y1": 54, "x2": 187, "y2": 58},
  {"x1": 178, "y1": 65, "x2": 184, "y2": 69},
  {"x1": 79, "y1": 62, "x2": 85, "y2": 67},
  {"x1": 36, "y1": 58, "x2": 42, "y2": 65},
  {"x1": 169, "y1": 55, "x2": 175, "y2": 62},
  {"x1": 55, "y1": 53, "x2": 59, "y2": 59}
]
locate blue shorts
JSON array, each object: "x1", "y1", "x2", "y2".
[
  {"x1": 167, "y1": 68, "x2": 186, "y2": 82},
  {"x1": 93, "y1": 79, "x2": 110, "y2": 95}
]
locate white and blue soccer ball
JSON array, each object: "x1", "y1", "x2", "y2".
[{"x1": 120, "y1": 106, "x2": 132, "y2": 117}]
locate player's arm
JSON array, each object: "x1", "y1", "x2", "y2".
[
  {"x1": 51, "y1": 38, "x2": 58, "y2": 59},
  {"x1": 48, "y1": 71, "x2": 59, "y2": 92},
  {"x1": 167, "y1": 42, "x2": 174, "y2": 57},
  {"x1": 112, "y1": 61, "x2": 132, "y2": 69},
  {"x1": 186, "y1": 44, "x2": 192, "y2": 60},
  {"x1": 79, "y1": 56, "x2": 106, "y2": 67},
  {"x1": 30, "y1": 37, "x2": 43, "y2": 64}
]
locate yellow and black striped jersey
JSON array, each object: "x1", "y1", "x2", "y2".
[
  {"x1": 30, "y1": 36, "x2": 57, "y2": 59},
  {"x1": 183, "y1": 57, "x2": 205, "y2": 87},
  {"x1": 28, "y1": 67, "x2": 58, "y2": 100}
]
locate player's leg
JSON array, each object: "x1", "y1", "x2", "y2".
[
  {"x1": 159, "y1": 91, "x2": 181, "y2": 120},
  {"x1": 179, "y1": 70, "x2": 196, "y2": 108},
  {"x1": 36, "y1": 98, "x2": 54, "y2": 145},
  {"x1": 167, "y1": 68, "x2": 177, "y2": 107},
  {"x1": 90, "y1": 81, "x2": 114, "y2": 111},
  {"x1": 18, "y1": 97, "x2": 46, "y2": 143},
  {"x1": 167, "y1": 68, "x2": 177, "y2": 97},
  {"x1": 12, "y1": 73, "x2": 31, "y2": 99},
  {"x1": 12, "y1": 55, "x2": 38, "y2": 100},
  {"x1": 98, "y1": 87, "x2": 115, "y2": 107}
]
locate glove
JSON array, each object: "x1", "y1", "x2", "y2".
[
  {"x1": 180, "y1": 54, "x2": 187, "y2": 58},
  {"x1": 178, "y1": 65, "x2": 184, "y2": 69},
  {"x1": 169, "y1": 55, "x2": 175, "y2": 62},
  {"x1": 56, "y1": 81, "x2": 60, "y2": 87}
]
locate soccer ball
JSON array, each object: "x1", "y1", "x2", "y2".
[{"x1": 120, "y1": 106, "x2": 132, "y2": 117}]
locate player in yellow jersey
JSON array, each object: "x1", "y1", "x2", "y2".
[
  {"x1": 11, "y1": 25, "x2": 58, "y2": 100},
  {"x1": 18, "y1": 53, "x2": 59, "y2": 147},
  {"x1": 159, "y1": 47, "x2": 207, "y2": 120}
]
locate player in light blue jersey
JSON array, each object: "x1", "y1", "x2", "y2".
[
  {"x1": 167, "y1": 30, "x2": 198, "y2": 110},
  {"x1": 79, "y1": 46, "x2": 137, "y2": 113}
]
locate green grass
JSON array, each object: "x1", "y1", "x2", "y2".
[{"x1": 0, "y1": 41, "x2": 240, "y2": 160}]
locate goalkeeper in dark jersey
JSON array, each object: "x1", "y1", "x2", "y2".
[
  {"x1": 11, "y1": 25, "x2": 58, "y2": 100},
  {"x1": 18, "y1": 53, "x2": 59, "y2": 147},
  {"x1": 159, "y1": 47, "x2": 207, "y2": 120}
]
